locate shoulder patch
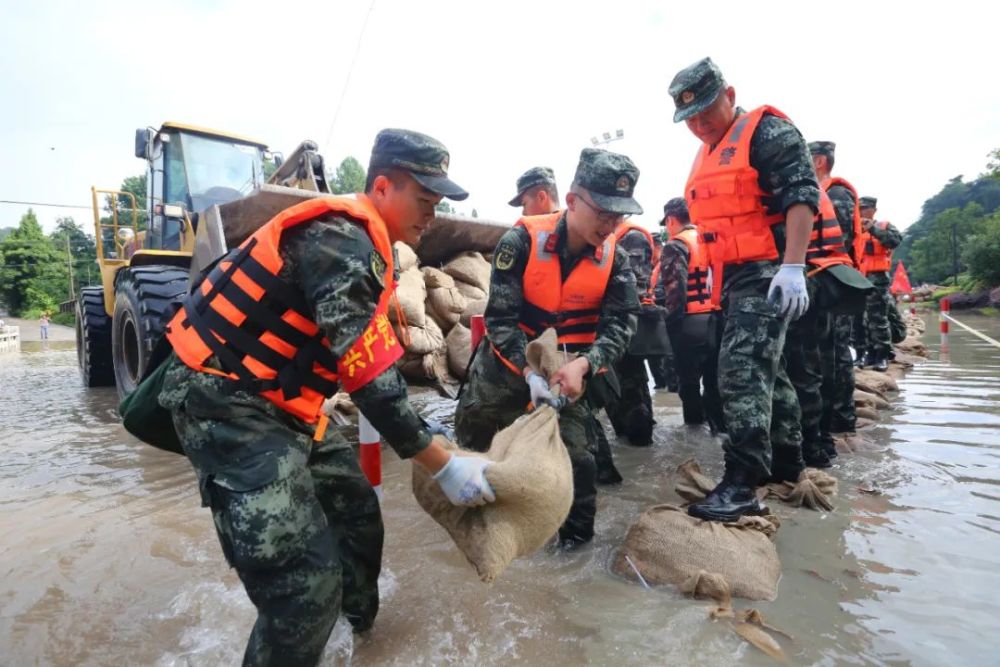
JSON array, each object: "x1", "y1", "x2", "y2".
[
  {"x1": 370, "y1": 250, "x2": 387, "y2": 286},
  {"x1": 494, "y1": 242, "x2": 516, "y2": 271}
]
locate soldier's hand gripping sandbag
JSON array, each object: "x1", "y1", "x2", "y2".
[
  {"x1": 432, "y1": 448, "x2": 495, "y2": 506},
  {"x1": 767, "y1": 263, "x2": 809, "y2": 319},
  {"x1": 526, "y1": 370, "x2": 560, "y2": 409}
]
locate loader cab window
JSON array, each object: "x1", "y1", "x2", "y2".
[{"x1": 178, "y1": 133, "x2": 264, "y2": 213}]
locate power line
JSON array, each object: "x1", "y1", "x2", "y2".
[
  {"x1": 323, "y1": 0, "x2": 378, "y2": 153},
  {"x1": 0, "y1": 199, "x2": 92, "y2": 210}
]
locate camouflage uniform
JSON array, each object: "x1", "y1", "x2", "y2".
[
  {"x1": 158, "y1": 128, "x2": 469, "y2": 667},
  {"x1": 605, "y1": 227, "x2": 656, "y2": 446},
  {"x1": 859, "y1": 220, "x2": 903, "y2": 360},
  {"x1": 455, "y1": 210, "x2": 639, "y2": 545},
  {"x1": 657, "y1": 225, "x2": 723, "y2": 430},
  {"x1": 705, "y1": 108, "x2": 817, "y2": 480}
]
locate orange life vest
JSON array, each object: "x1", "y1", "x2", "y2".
[
  {"x1": 614, "y1": 221, "x2": 656, "y2": 305},
  {"x1": 859, "y1": 222, "x2": 893, "y2": 274},
  {"x1": 684, "y1": 105, "x2": 788, "y2": 306},
  {"x1": 515, "y1": 212, "x2": 615, "y2": 350},
  {"x1": 674, "y1": 227, "x2": 720, "y2": 314},
  {"x1": 806, "y1": 190, "x2": 854, "y2": 273},
  {"x1": 821, "y1": 176, "x2": 865, "y2": 267},
  {"x1": 165, "y1": 196, "x2": 403, "y2": 423}
]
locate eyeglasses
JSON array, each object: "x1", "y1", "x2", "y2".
[{"x1": 575, "y1": 193, "x2": 628, "y2": 224}]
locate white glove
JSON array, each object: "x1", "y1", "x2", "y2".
[
  {"x1": 433, "y1": 454, "x2": 496, "y2": 506},
  {"x1": 767, "y1": 263, "x2": 809, "y2": 320},
  {"x1": 526, "y1": 370, "x2": 558, "y2": 408}
]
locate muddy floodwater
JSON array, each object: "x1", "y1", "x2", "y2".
[{"x1": 2, "y1": 313, "x2": 999, "y2": 666}]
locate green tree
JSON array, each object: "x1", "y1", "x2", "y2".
[
  {"x1": 330, "y1": 156, "x2": 367, "y2": 194},
  {"x1": 0, "y1": 209, "x2": 70, "y2": 315},
  {"x1": 49, "y1": 216, "x2": 98, "y2": 290},
  {"x1": 435, "y1": 200, "x2": 456, "y2": 214},
  {"x1": 963, "y1": 211, "x2": 1000, "y2": 286},
  {"x1": 0, "y1": 227, "x2": 13, "y2": 242},
  {"x1": 909, "y1": 202, "x2": 987, "y2": 284},
  {"x1": 984, "y1": 148, "x2": 1000, "y2": 180},
  {"x1": 100, "y1": 174, "x2": 147, "y2": 258}
]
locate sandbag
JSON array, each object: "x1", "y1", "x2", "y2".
[
  {"x1": 460, "y1": 299, "x2": 487, "y2": 327},
  {"x1": 853, "y1": 389, "x2": 890, "y2": 411},
  {"x1": 855, "y1": 369, "x2": 898, "y2": 396},
  {"x1": 454, "y1": 281, "x2": 488, "y2": 302},
  {"x1": 856, "y1": 405, "x2": 880, "y2": 422},
  {"x1": 443, "y1": 251, "x2": 491, "y2": 292},
  {"x1": 895, "y1": 336, "x2": 929, "y2": 358},
  {"x1": 412, "y1": 407, "x2": 574, "y2": 582},
  {"x1": 390, "y1": 267, "x2": 427, "y2": 328},
  {"x1": 421, "y1": 266, "x2": 455, "y2": 289},
  {"x1": 757, "y1": 469, "x2": 838, "y2": 512},
  {"x1": 398, "y1": 348, "x2": 451, "y2": 384},
  {"x1": 394, "y1": 241, "x2": 418, "y2": 272},
  {"x1": 427, "y1": 285, "x2": 468, "y2": 331},
  {"x1": 446, "y1": 323, "x2": 473, "y2": 379},
  {"x1": 612, "y1": 504, "x2": 782, "y2": 601},
  {"x1": 405, "y1": 317, "x2": 444, "y2": 356}
]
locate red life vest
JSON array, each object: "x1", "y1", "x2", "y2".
[
  {"x1": 674, "y1": 227, "x2": 720, "y2": 314},
  {"x1": 684, "y1": 105, "x2": 788, "y2": 305},
  {"x1": 859, "y1": 222, "x2": 893, "y2": 274},
  {"x1": 166, "y1": 196, "x2": 403, "y2": 423},
  {"x1": 821, "y1": 176, "x2": 864, "y2": 268},
  {"x1": 614, "y1": 221, "x2": 656, "y2": 305},
  {"x1": 806, "y1": 190, "x2": 855, "y2": 272},
  {"x1": 516, "y1": 212, "x2": 615, "y2": 349}
]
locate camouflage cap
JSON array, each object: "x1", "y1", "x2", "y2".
[
  {"x1": 859, "y1": 196, "x2": 878, "y2": 209},
  {"x1": 808, "y1": 141, "x2": 836, "y2": 159},
  {"x1": 662, "y1": 197, "x2": 689, "y2": 224},
  {"x1": 369, "y1": 128, "x2": 469, "y2": 200},
  {"x1": 572, "y1": 148, "x2": 643, "y2": 215},
  {"x1": 507, "y1": 166, "x2": 556, "y2": 207},
  {"x1": 669, "y1": 57, "x2": 726, "y2": 123}
]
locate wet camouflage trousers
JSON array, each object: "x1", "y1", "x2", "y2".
[
  {"x1": 455, "y1": 343, "x2": 597, "y2": 545},
  {"x1": 854, "y1": 272, "x2": 894, "y2": 358},
  {"x1": 647, "y1": 353, "x2": 678, "y2": 390},
  {"x1": 605, "y1": 354, "x2": 654, "y2": 447},
  {"x1": 667, "y1": 313, "x2": 724, "y2": 431},
  {"x1": 823, "y1": 313, "x2": 857, "y2": 434},
  {"x1": 159, "y1": 357, "x2": 382, "y2": 667},
  {"x1": 718, "y1": 279, "x2": 803, "y2": 480},
  {"x1": 783, "y1": 296, "x2": 826, "y2": 459}
]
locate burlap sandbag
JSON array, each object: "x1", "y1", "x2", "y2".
[
  {"x1": 855, "y1": 369, "x2": 898, "y2": 396},
  {"x1": 394, "y1": 241, "x2": 418, "y2": 272},
  {"x1": 454, "y1": 281, "x2": 488, "y2": 302},
  {"x1": 390, "y1": 267, "x2": 427, "y2": 328},
  {"x1": 422, "y1": 266, "x2": 455, "y2": 289},
  {"x1": 443, "y1": 251, "x2": 491, "y2": 292},
  {"x1": 405, "y1": 317, "x2": 444, "y2": 356},
  {"x1": 612, "y1": 504, "x2": 782, "y2": 601},
  {"x1": 896, "y1": 336, "x2": 929, "y2": 358},
  {"x1": 446, "y1": 323, "x2": 473, "y2": 379},
  {"x1": 460, "y1": 299, "x2": 487, "y2": 327},
  {"x1": 427, "y1": 286, "x2": 468, "y2": 331},
  {"x1": 854, "y1": 389, "x2": 890, "y2": 411},
  {"x1": 412, "y1": 407, "x2": 573, "y2": 582}
]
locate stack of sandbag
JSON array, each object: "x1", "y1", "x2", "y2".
[{"x1": 411, "y1": 331, "x2": 574, "y2": 582}]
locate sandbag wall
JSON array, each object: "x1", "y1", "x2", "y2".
[{"x1": 390, "y1": 242, "x2": 491, "y2": 383}]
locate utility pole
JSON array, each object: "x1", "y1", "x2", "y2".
[
  {"x1": 65, "y1": 236, "x2": 75, "y2": 299},
  {"x1": 952, "y1": 220, "x2": 958, "y2": 286}
]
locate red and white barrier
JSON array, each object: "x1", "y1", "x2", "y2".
[
  {"x1": 359, "y1": 413, "x2": 383, "y2": 501},
  {"x1": 940, "y1": 297, "x2": 950, "y2": 346}
]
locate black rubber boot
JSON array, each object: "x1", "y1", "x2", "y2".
[
  {"x1": 687, "y1": 465, "x2": 765, "y2": 522},
  {"x1": 802, "y1": 444, "x2": 833, "y2": 469},
  {"x1": 766, "y1": 445, "x2": 806, "y2": 484},
  {"x1": 820, "y1": 434, "x2": 838, "y2": 459},
  {"x1": 871, "y1": 353, "x2": 889, "y2": 372},
  {"x1": 854, "y1": 352, "x2": 867, "y2": 369}
]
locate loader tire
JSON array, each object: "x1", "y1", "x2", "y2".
[
  {"x1": 76, "y1": 287, "x2": 115, "y2": 387},
  {"x1": 112, "y1": 266, "x2": 189, "y2": 400}
]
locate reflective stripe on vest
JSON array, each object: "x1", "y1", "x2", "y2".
[
  {"x1": 860, "y1": 221, "x2": 893, "y2": 275},
  {"x1": 674, "y1": 227, "x2": 720, "y2": 314},
  {"x1": 165, "y1": 195, "x2": 403, "y2": 423},
  {"x1": 805, "y1": 189, "x2": 854, "y2": 272},
  {"x1": 516, "y1": 212, "x2": 615, "y2": 349},
  {"x1": 822, "y1": 175, "x2": 864, "y2": 269},
  {"x1": 684, "y1": 105, "x2": 788, "y2": 306}
]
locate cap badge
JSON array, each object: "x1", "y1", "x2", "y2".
[
  {"x1": 616, "y1": 175, "x2": 631, "y2": 193},
  {"x1": 440, "y1": 155, "x2": 449, "y2": 173},
  {"x1": 681, "y1": 90, "x2": 695, "y2": 104}
]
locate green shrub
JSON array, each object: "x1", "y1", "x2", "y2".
[{"x1": 963, "y1": 215, "x2": 1000, "y2": 287}]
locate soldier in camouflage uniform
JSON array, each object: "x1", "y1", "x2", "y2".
[
  {"x1": 159, "y1": 129, "x2": 494, "y2": 667},
  {"x1": 456, "y1": 148, "x2": 641, "y2": 548},
  {"x1": 670, "y1": 57, "x2": 815, "y2": 522},
  {"x1": 855, "y1": 196, "x2": 903, "y2": 371},
  {"x1": 508, "y1": 166, "x2": 623, "y2": 485}
]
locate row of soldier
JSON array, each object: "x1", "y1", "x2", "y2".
[{"x1": 157, "y1": 55, "x2": 902, "y2": 664}]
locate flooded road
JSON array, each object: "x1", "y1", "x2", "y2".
[{"x1": 2, "y1": 313, "x2": 999, "y2": 666}]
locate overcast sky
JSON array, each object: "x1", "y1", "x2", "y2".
[{"x1": 3, "y1": 0, "x2": 998, "y2": 236}]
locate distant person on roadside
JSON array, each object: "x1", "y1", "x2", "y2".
[{"x1": 39, "y1": 313, "x2": 50, "y2": 340}]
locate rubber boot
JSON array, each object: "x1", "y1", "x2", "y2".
[
  {"x1": 766, "y1": 445, "x2": 806, "y2": 484},
  {"x1": 854, "y1": 351, "x2": 867, "y2": 369},
  {"x1": 871, "y1": 353, "x2": 889, "y2": 372},
  {"x1": 802, "y1": 442, "x2": 833, "y2": 469},
  {"x1": 593, "y1": 418, "x2": 623, "y2": 486},
  {"x1": 687, "y1": 465, "x2": 765, "y2": 522}
]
